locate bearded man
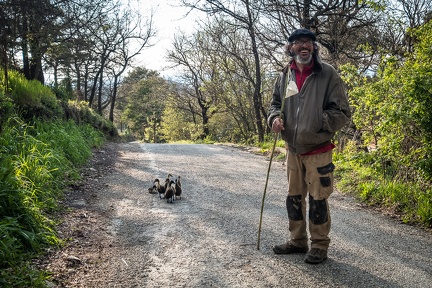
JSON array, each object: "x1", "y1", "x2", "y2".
[{"x1": 267, "y1": 28, "x2": 351, "y2": 264}]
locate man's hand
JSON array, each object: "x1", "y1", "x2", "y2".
[{"x1": 272, "y1": 117, "x2": 284, "y2": 133}]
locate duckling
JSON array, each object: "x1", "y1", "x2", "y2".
[
  {"x1": 148, "y1": 185, "x2": 157, "y2": 194},
  {"x1": 175, "y1": 176, "x2": 182, "y2": 200},
  {"x1": 167, "y1": 173, "x2": 174, "y2": 183},
  {"x1": 164, "y1": 180, "x2": 176, "y2": 203},
  {"x1": 153, "y1": 179, "x2": 165, "y2": 199}
]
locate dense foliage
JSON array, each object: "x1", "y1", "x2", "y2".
[
  {"x1": 0, "y1": 71, "x2": 107, "y2": 286},
  {"x1": 336, "y1": 21, "x2": 432, "y2": 226}
]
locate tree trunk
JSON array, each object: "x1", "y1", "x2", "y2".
[
  {"x1": 21, "y1": 16, "x2": 31, "y2": 80},
  {"x1": 109, "y1": 75, "x2": 118, "y2": 122},
  {"x1": 88, "y1": 68, "x2": 101, "y2": 108},
  {"x1": 246, "y1": 2, "x2": 264, "y2": 142},
  {"x1": 30, "y1": 55, "x2": 44, "y2": 84},
  {"x1": 97, "y1": 68, "x2": 103, "y2": 114},
  {"x1": 302, "y1": 0, "x2": 312, "y2": 29}
]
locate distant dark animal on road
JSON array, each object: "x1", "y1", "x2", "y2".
[
  {"x1": 153, "y1": 179, "x2": 166, "y2": 199},
  {"x1": 164, "y1": 179, "x2": 176, "y2": 203},
  {"x1": 175, "y1": 176, "x2": 182, "y2": 200},
  {"x1": 148, "y1": 186, "x2": 157, "y2": 194}
]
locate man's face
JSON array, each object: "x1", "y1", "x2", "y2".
[{"x1": 290, "y1": 37, "x2": 314, "y2": 64}]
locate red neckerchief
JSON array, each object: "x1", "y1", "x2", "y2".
[{"x1": 290, "y1": 59, "x2": 314, "y2": 91}]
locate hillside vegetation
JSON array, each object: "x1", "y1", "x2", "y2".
[
  {"x1": 333, "y1": 22, "x2": 432, "y2": 227},
  {"x1": 0, "y1": 70, "x2": 114, "y2": 286}
]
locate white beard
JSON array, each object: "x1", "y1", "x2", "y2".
[{"x1": 294, "y1": 53, "x2": 312, "y2": 65}]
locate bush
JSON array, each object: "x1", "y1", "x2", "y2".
[
  {"x1": 4, "y1": 70, "x2": 62, "y2": 120},
  {"x1": 0, "y1": 87, "x2": 14, "y2": 129},
  {"x1": 63, "y1": 100, "x2": 117, "y2": 138},
  {"x1": 335, "y1": 140, "x2": 432, "y2": 227}
]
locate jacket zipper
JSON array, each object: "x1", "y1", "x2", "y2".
[{"x1": 292, "y1": 72, "x2": 314, "y2": 152}]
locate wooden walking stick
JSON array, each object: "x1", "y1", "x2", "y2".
[
  {"x1": 257, "y1": 73, "x2": 296, "y2": 250},
  {"x1": 256, "y1": 131, "x2": 279, "y2": 250}
]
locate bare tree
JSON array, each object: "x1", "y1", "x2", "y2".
[
  {"x1": 389, "y1": 0, "x2": 432, "y2": 52},
  {"x1": 167, "y1": 30, "x2": 218, "y2": 139},
  {"x1": 43, "y1": 0, "x2": 155, "y2": 121},
  {"x1": 107, "y1": 10, "x2": 155, "y2": 123},
  {"x1": 180, "y1": 0, "x2": 267, "y2": 142},
  {"x1": 201, "y1": 16, "x2": 269, "y2": 142},
  {"x1": 263, "y1": 1, "x2": 383, "y2": 69}
]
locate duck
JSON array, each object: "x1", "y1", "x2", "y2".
[
  {"x1": 164, "y1": 179, "x2": 176, "y2": 203},
  {"x1": 148, "y1": 186, "x2": 157, "y2": 194},
  {"x1": 167, "y1": 173, "x2": 174, "y2": 183},
  {"x1": 153, "y1": 178, "x2": 165, "y2": 199},
  {"x1": 175, "y1": 176, "x2": 182, "y2": 200}
]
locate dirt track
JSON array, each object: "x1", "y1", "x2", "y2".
[{"x1": 40, "y1": 142, "x2": 432, "y2": 287}]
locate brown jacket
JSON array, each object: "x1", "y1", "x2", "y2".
[{"x1": 267, "y1": 56, "x2": 351, "y2": 154}]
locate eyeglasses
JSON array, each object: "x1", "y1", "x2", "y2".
[{"x1": 292, "y1": 39, "x2": 314, "y2": 46}]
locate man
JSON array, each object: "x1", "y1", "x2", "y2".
[{"x1": 267, "y1": 28, "x2": 351, "y2": 264}]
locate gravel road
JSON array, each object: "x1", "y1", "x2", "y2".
[{"x1": 45, "y1": 141, "x2": 432, "y2": 287}]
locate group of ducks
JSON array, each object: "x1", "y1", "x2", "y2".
[{"x1": 148, "y1": 174, "x2": 182, "y2": 203}]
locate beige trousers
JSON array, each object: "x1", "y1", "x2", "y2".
[{"x1": 286, "y1": 148, "x2": 334, "y2": 250}]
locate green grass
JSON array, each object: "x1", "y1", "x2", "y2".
[
  {"x1": 334, "y1": 144, "x2": 432, "y2": 227},
  {"x1": 0, "y1": 69, "x2": 110, "y2": 286},
  {"x1": 258, "y1": 138, "x2": 285, "y2": 151},
  {"x1": 0, "y1": 116, "x2": 105, "y2": 286},
  {"x1": 5, "y1": 70, "x2": 62, "y2": 119}
]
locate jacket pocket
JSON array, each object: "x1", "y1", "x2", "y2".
[
  {"x1": 296, "y1": 108, "x2": 325, "y2": 145},
  {"x1": 314, "y1": 108, "x2": 323, "y2": 132}
]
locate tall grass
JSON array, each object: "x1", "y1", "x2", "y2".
[
  {"x1": 5, "y1": 70, "x2": 62, "y2": 119},
  {"x1": 334, "y1": 140, "x2": 432, "y2": 227},
  {"x1": 0, "y1": 68, "x2": 109, "y2": 286},
  {"x1": 0, "y1": 116, "x2": 105, "y2": 285}
]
